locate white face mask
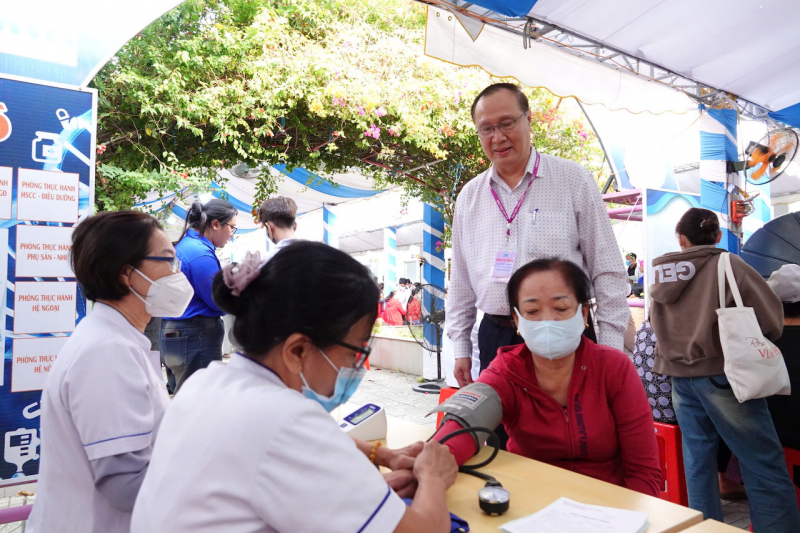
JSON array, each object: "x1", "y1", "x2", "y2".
[
  {"x1": 514, "y1": 304, "x2": 585, "y2": 360},
  {"x1": 130, "y1": 268, "x2": 194, "y2": 318}
]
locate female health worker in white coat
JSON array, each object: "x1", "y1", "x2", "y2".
[
  {"x1": 131, "y1": 241, "x2": 458, "y2": 533},
  {"x1": 27, "y1": 211, "x2": 195, "y2": 533}
]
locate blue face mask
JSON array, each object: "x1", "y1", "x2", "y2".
[
  {"x1": 300, "y1": 349, "x2": 366, "y2": 412},
  {"x1": 514, "y1": 304, "x2": 585, "y2": 360}
]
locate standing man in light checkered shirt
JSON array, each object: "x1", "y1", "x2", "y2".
[{"x1": 448, "y1": 83, "x2": 630, "y2": 392}]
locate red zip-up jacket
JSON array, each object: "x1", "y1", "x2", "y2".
[
  {"x1": 436, "y1": 338, "x2": 661, "y2": 496},
  {"x1": 382, "y1": 298, "x2": 406, "y2": 326}
]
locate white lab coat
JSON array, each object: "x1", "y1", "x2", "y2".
[
  {"x1": 131, "y1": 354, "x2": 406, "y2": 533},
  {"x1": 27, "y1": 303, "x2": 169, "y2": 533},
  {"x1": 396, "y1": 286, "x2": 411, "y2": 312}
]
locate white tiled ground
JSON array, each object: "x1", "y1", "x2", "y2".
[
  {"x1": 348, "y1": 367, "x2": 440, "y2": 428},
  {"x1": 0, "y1": 367, "x2": 750, "y2": 530}
]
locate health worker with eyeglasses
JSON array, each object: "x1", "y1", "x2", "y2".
[
  {"x1": 158, "y1": 199, "x2": 238, "y2": 394},
  {"x1": 28, "y1": 211, "x2": 194, "y2": 533},
  {"x1": 448, "y1": 84, "x2": 630, "y2": 436},
  {"x1": 132, "y1": 242, "x2": 459, "y2": 533}
]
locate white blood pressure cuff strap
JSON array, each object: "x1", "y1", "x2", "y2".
[{"x1": 427, "y1": 383, "x2": 502, "y2": 451}]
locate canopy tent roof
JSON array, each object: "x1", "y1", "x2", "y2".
[
  {"x1": 0, "y1": 1, "x2": 184, "y2": 87},
  {"x1": 338, "y1": 221, "x2": 426, "y2": 254},
  {"x1": 424, "y1": 0, "x2": 800, "y2": 125},
  {"x1": 137, "y1": 165, "x2": 409, "y2": 238}
]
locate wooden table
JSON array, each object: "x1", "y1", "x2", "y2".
[
  {"x1": 680, "y1": 520, "x2": 747, "y2": 532},
  {"x1": 376, "y1": 413, "x2": 703, "y2": 533}
]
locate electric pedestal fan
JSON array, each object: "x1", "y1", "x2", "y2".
[
  {"x1": 408, "y1": 284, "x2": 447, "y2": 394},
  {"x1": 727, "y1": 128, "x2": 799, "y2": 185}
]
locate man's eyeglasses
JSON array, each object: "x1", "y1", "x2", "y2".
[
  {"x1": 144, "y1": 256, "x2": 182, "y2": 273},
  {"x1": 226, "y1": 223, "x2": 238, "y2": 235},
  {"x1": 476, "y1": 111, "x2": 528, "y2": 138},
  {"x1": 334, "y1": 340, "x2": 372, "y2": 369}
]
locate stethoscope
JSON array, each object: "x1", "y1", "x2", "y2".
[{"x1": 432, "y1": 426, "x2": 510, "y2": 516}]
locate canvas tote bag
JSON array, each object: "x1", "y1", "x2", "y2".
[{"x1": 717, "y1": 252, "x2": 790, "y2": 402}]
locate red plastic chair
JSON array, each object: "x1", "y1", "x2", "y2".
[
  {"x1": 436, "y1": 387, "x2": 458, "y2": 428},
  {"x1": 784, "y1": 447, "x2": 800, "y2": 507},
  {"x1": 654, "y1": 422, "x2": 689, "y2": 506}
]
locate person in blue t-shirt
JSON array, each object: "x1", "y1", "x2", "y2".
[{"x1": 159, "y1": 199, "x2": 237, "y2": 393}]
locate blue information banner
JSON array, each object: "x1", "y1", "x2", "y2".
[{"x1": 0, "y1": 74, "x2": 96, "y2": 487}]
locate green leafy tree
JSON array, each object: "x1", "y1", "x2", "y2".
[{"x1": 92, "y1": 0, "x2": 603, "y2": 245}]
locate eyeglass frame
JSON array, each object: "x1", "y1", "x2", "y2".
[
  {"x1": 225, "y1": 222, "x2": 238, "y2": 235},
  {"x1": 143, "y1": 256, "x2": 182, "y2": 273},
  {"x1": 333, "y1": 340, "x2": 372, "y2": 369},
  {"x1": 476, "y1": 110, "x2": 528, "y2": 139}
]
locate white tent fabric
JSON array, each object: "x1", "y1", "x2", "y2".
[
  {"x1": 137, "y1": 167, "x2": 422, "y2": 249},
  {"x1": 425, "y1": 5, "x2": 695, "y2": 115},
  {"x1": 0, "y1": 0, "x2": 184, "y2": 87},
  {"x1": 426, "y1": 1, "x2": 800, "y2": 113},
  {"x1": 526, "y1": 0, "x2": 800, "y2": 112}
]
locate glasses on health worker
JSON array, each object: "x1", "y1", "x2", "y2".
[
  {"x1": 144, "y1": 256, "x2": 182, "y2": 273},
  {"x1": 476, "y1": 111, "x2": 527, "y2": 138},
  {"x1": 333, "y1": 340, "x2": 372, "y2": 369}
]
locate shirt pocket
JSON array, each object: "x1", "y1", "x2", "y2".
[{"x1": 524, "y1": 210, "x2": 575, "y2": 260}]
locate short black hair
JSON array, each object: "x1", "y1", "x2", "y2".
[
  {"x1": 257, "y1": 196, "x2": 297, "y2": 228},
  {"x1": 627, "y1": 253, "x2": 637, "y2": 260},
  {"x1": 71, "y1": 211, "x2": 163, "y2": 302},
  {"x1": 471, "y1": 83, "x2": 530, "y2": 120},
  {"x1": 507, "y1": 258, "x2": 592, "y2": 310},
  {"x1": 181, "y1": 199, "x2": 237, "y2": 240},
  {"x1": 676, "y1": 208, "x2": 720, "y2": 246},
  {"x1": 212, "y1": 241, "x2": 379, "y2": 358}
]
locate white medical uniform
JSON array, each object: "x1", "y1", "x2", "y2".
[
  {"x1": 27, "y1": 303, "x2": 169, "y2": 533},
  {"x1": 396, "y1": 286, "x2": 411, "y2": 312},
  {"x1": 131, "y1": 354, "x2": 407, "y2": 533}
]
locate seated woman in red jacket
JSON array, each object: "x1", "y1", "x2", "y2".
[
  {"x1": 432, "y1": 258, "x2": 661, "y2": 496},
  {"x1": 382, "y1": 291, "x2": 406, "y2": 326}
]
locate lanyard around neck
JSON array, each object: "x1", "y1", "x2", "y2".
[{"x1": 489, "y1": 151, "x2": 541, "y2": 237}]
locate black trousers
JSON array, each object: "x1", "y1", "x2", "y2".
[{"x1": 477, "y1": 314, "x2": 598, "y2": 449}]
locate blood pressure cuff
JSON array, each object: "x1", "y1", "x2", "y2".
[{"x1": 427, "y1": 383, "x2": 502, "y2": 451}]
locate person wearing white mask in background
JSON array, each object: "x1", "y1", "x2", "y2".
[
  {"x1": 132, "y1": 242, "x2": 458, "y2": 533},
  {"x1": 27, "y1": 211, "x2": 193, "y2": 533},
  {"x1": 431, "y1": 258, "x2": 661, "y2": 496},
  {"x1": 257, "y1": 196, "x2": 300, "y2": 264}
]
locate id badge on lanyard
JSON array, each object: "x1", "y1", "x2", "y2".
[
  {"x1": 490, "y1": 250, "x2": 516, "y2": 283},
  {"x1": 489, "y1": 152, "x2": 540, "y2": 284}
]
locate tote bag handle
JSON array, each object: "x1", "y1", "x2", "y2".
[{"x1": 717, "y1": 253, "x2": 744, "y2": 309}]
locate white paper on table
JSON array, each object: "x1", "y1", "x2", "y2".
[{"x1": 499, "y1": 497, "x2": 649, "y2": 533}]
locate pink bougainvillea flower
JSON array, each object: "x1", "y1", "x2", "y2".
[
  {"x1": 375, "y1": 106, "x2": 387, "y2": 117},
  {"x1": 363, "y1": 125, "x2": 381, "y2": 139},
  {"x1": 358, "y1": 105, "x2": 365, "y2": 116}
]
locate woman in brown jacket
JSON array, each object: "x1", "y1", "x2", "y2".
[{"x1": 649, "y1": 208, "x2": 800, "y2": 533}]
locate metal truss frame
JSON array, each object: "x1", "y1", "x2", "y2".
[{"x1": 421, "y1": 0, "x2": 775, "y2": 121}]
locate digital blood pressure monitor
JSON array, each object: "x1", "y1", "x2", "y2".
[{"x1": 339, "y1": 403, "x2": 387, "y2": 441}]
